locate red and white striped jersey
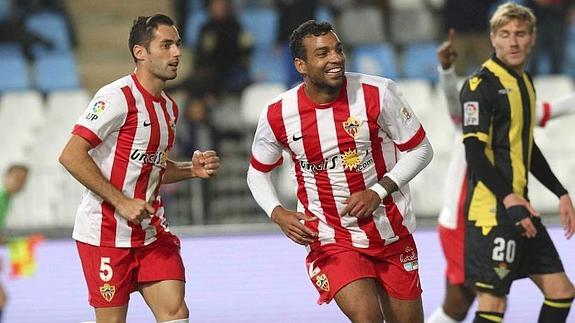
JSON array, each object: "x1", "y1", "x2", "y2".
[
  {"x1": 71, "y1": 74, "x2": 179, "y2": 248},
  {"x1": 250, "y1": 72, "x2": 426, "y2": 251}
]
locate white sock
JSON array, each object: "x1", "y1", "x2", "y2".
[
  {"x1": 158, "y1": 319, "x2": 189, "y2": 323},
  {"x1": 427, "y1": 307, "x2": 459, "y2": 323}
]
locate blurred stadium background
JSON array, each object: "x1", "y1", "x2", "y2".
[{"x1": 1, "y1": 0, "x2": 574, "y2": 322}]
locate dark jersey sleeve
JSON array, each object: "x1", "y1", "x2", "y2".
[
  {"x1": 530, "y1": 141, "x2": 568, "y2": 198},
  {"x1": 460, "y1": 75, "x2": 494, "y2": 143}
]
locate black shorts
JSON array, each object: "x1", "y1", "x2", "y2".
[{"x1": 465, "y1": 217, "x2": 564, "y2": 296}]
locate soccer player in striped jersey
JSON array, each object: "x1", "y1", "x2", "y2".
[
  {"x1": 59, "y1": 14, "x2": 220, "y2": 323},
  {"x1": 428, "y1": 26, "x2": 575, "y2": 323},
  {"x1": 247, "y1": 20, "x2": 433, "y2": 323}
]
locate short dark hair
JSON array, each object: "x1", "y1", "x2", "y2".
[
  {"x1": 128, "y1": 14, "x2": 175, "y2": 62},
  {"x1": 5, "y1": 164, "x2": 28, "y2": 175},
  {"x1": 289, "y1": 20, "x2": 334, "y2": 61}
]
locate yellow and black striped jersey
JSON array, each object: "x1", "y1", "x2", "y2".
[{"x1": 460, "y1": 55, "x2": 536, "y2": 232}]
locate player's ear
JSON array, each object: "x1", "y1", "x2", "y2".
[
  {"x1": 133, "y1": 44, "x2": 146, "y2": 62},
  {"x1": 294, "y1": 57, "x2": 306, "y2": 75}
]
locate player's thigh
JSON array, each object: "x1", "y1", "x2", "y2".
[
  {"x1": 94, "y1": 305, "x2": 129, "y2": 323},
  {"x1": 136, "y1": 233, "x2": 188, "y2": 321},
  {"x1": 333, "y1": 278, "x2": 383, "y2": 323},
  {"x1": 139, "y1": 279, "x2": 188, "y2": 321},
  {"x1": 0, "y1": 283, "x2": 6, "y2": 308},
  {"x1": 377, "y1": 285, "x2": 423, "y2": 323},
  {"x1": 531, "y1": 272, "x2": 575, "y2": 299},
  {"x1": 465, "y1": 225, "x2": 522, "y2": 296},
  {"x1": 76, "y1": 241, "x2": 137, "y2": 308}
]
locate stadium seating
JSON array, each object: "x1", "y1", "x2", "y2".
[
  {"x1": 250, "y1": 47, "x2": 289, "y2": 84},
  {"x1": 30, "y1": 89, "x2": 88, "y2": 164},
  {"x1": 0, "y1": 0, "x2": 7, "y2": 21},
  {"x1": 0, "y1": 91, "x2": 43, "y2": 171},
  {"x1": 315, "y1": 5, "x2": 334, "y2": 23},
  {"x1": 25, "y1": 11, "x2": 71, "y2": 56},
  {"x1": 402, "y1": 41, "x2": 440, "y2": 82},
  {"x1": 184, "y1": 9, "x2": 208, "y2": 48},
  {"x1": 0, "y1": 55, "x2": 31, "y2": 92},
  {"x1": 0, "y1": 43, "x2": 21, "y2": 57},
  {"x1": 351, "y1": 43, "x2": 398, "y2": 79},
  {"x1": 240, "y1": 82, "x2": 287, "y2": 128},
  {"x1": 239, "y1": 7, "x2": 278, "y2": 50},
  {"x1": 34, "y1": 52, "x2": 80, "y2": 93},
  {"x1": 337, "y1": 5, "x2": 385, "y2": 46},
  {"x1": 390, "y1": 8, "x2": 438, "y2": 45}
]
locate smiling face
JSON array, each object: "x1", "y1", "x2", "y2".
[
  {"x1": 294, "y1": 31, "x2": 346, "y2": 95},
  {"x1": 134, "y1": 24, "x2": 182, "y2": 81},
  {"x1": 491, "y1": 18, "x2": 535, "y2": 74}
]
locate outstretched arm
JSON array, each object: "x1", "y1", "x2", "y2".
[
  {"x1": 536, "y1": 92, "x2": 575, "y2": 127},
  {"x1": 437, "y1": 29, "x2": 462, "y2": 124}
]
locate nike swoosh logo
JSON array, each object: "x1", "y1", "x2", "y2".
[
  {"x1": 143, "y1": 121, "x2": 152, "y2": 127},
  {"x1": 292, "y1": 134, "x2": 303, "y2": 141}
]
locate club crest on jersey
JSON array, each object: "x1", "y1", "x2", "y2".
[
  {"x1": 463, "y1": 101, "x2": 479, "y2": 126},
  {"x1": 315, "y1": 274, "x2": 330, "y2": 292},
  {"x1": 401, "y1": 106, "x2": 412, "y2": 122},
  {"x1": 85, "y1": 98, "x2": 109, "y2": 122},
  {"x1": 343, "y1": 116, "x2": 360, "y2": 138},
  {"x1": 100, "y1": 283, "x2": 116, "y2": 302},
  {"x1": 169, "y1": 118, "x2": 176, "y2": 131},
  {"x1": 494, "y1": 262, "x2": 510, "y2": 280}
]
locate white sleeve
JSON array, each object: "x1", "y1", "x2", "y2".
[
  {"x1": 379, "y1": 80, "x2": 425, "y2": 151},
  {"x1": 437, "y1": 65, "x2": 462, "y2": 125},
  {"x1": 247, "y1": 165, "x2": 282, "y2": 217},
  {"x1": 386, "y1": 137, "x2": 433, "y2": 188},
  {"x1": 72, "y1": 90, "x2": 127, "y2": 146},
  {"x1": 536, "y1": 92, "x2": 575, "y2": 127},
  {"x1": 249, "y1": 106, "x2": 284, "y2": 172}
]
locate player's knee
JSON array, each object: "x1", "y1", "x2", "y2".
[
  {"x1": 444, "y1": 305, "x2": 469, "y2": 321},
  {"x1": 347, "y1": 309, "x2": 384, "y2": 323},
  {"x1": 163, "y1": 299, "x2": 189, "y2": 320},
  {"x1": 158, "y1": 319, "x2": 189, "y2": 323},
  {"x1": 548, "y1": 280, "x2": 575, "y2": 299}
]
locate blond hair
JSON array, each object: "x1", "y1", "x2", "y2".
[{"x1": 490, "y1": 2, "x2": 536, "y2": 34}]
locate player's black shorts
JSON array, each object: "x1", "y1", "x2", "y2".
[{"x1": 465, "y1": 217, "x2": 564, "y2": 296}]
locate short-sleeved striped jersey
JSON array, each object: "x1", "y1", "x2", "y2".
[
  {"x1": 71, "y1": 74, "x2": 179, "y2": 248},
  {"x1": 250, "y1": 73, "x2": 426, "y2": 251}
]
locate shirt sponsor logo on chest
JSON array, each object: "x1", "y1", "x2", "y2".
[
  {"x1": 298, "y1": 148, "x2": 374, "y2": 174},
  {"x1": 130, "y1": 149, "x2": 169, "y2": 168}
]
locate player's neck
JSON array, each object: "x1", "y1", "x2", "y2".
[
  {"x1": 303, "y1": 82, "x2": 340, "y2": 105},
  {"x1": 134, "y1": 68, "x2": 165, "y2": 98}
]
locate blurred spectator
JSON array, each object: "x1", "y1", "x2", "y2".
[
  {"x1": 442, "y1": 0, "x2": 497, "y2": 75},
  {"x1": 0, "y1": 164, "x2": 29, "y2": 320},
  {"x1": 0, "y1": 15, "x2": 53, "y2": 60},
  {"x1": 170, "y1": 0, "x2": 252, "y2": 151},
  {"x1": 0, "y1": 164, "x2": 29, "y2": 242},
  {"x1": 13, "y1": 0, "x2": 78, "y2": 48},
  {"x1": 526, "y1": 0, "x2": 575, "y2": 75},
  {"x1": 276, "y1": 0, "x2": 319, "y2": 86}
]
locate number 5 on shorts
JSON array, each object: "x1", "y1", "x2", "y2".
[{"x1": 100, "y1": 257, "x2": 113, "y2": 282}]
